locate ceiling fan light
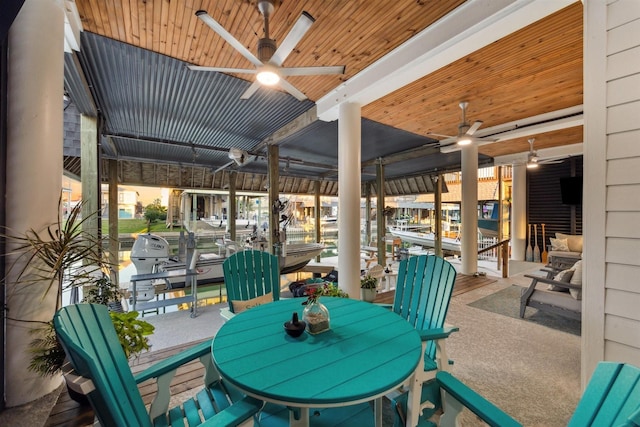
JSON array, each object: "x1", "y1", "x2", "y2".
[
  {"x1": 256, "y1": 66, "x2": 280, "y2": 86},
  {"x1": 457, "y1": 136, "x2": 472, "y2": 146},
  {"x1": 527, "y1": 160, "x2": 539, "y2": 169}
]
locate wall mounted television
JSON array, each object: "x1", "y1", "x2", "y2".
[{"x1": 560, "y1": 176, "x2": 583, "y2": 205}]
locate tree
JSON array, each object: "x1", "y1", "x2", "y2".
[{"x1": 143, "y1": 199, "x2": 167, "y2": 231}]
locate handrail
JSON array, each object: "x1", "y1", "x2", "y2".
[
  {"x1": 477, "y1": 239, "x2": 510, "y2": 278},
  {"x1": 477, "y1": 239, "x2": 509, "y2": 255}
]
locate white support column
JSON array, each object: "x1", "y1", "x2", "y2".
[
  {"x1": 510, "y1": 163, "x2": 527, "y2": 261},
  {"x1": 338, "y1": 103, "x2": 362, "y2": 299},
  {"x1": 460, "y1": 144, "x2": 478, "y2": 274},
  {"x1": 5, "y1": 0, "x2": 65, "y2": 406}
]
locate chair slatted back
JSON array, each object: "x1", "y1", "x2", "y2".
[
  {"x1": 54, "y1": 304, "x2": 151, "y2": 427},
  {"x1": 393, "y1": 255, "x2": 457, "y2": 360},
  {"x1": 223, "y1": 250, "x2": 280, "y2": 314},
  {"x1": 569, "y1": 362, "x2": 640, "y2": 427}
]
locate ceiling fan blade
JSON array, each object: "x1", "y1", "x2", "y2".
[
  {"x1": 476, "y1": 136, "x2": 498, "y2": 142},
  {"x1": 269, "y1": 11, "x2": 315, "y2": 66},
  {"x1": 240, "y1": 81, "x2": 262, "y2": 100},
  {"x1": 187, "y1": 65, "x2": 257, "y2": 74},
  {"x1": 466, "y1": 120, "x2": 483, "y2": 136},
  {"x1": 427, "y1": 132, "x2": 456, "y2": 139},
  {"x1": 280, "y1": 65, "x2": 346, "y2": 76},
  {"x1": 195, "y1": 10, "x2": 263, "y2": 68},
  {"x1": 278, "y1": 78, "x2": 307, "y2": 101}
]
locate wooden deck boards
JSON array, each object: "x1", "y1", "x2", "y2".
[
  {"x1": 374, "y1": 273, "x2": 496, "y2": 303},
  {"x1": 45, "y1": 273, "x2": 495, "y2": 426}
]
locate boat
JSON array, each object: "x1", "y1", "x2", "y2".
[
  {"x1": 477, "y1": 218, "x2": 498, "y2": 238},
  {"x1": 388, "y1": 220, "x2": 462, "y2": 254},
  {"x1": 129, "y1": 233, "x2": 325, "y2": 300},
  {"x1": 478, "y1": 201, "x2": 500, "y2": 237}
]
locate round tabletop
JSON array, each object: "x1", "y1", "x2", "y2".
[{"x1": 212, "y1": 297, "x2": 421, "y2": 407}]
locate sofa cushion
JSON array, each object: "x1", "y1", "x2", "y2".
[
  {"x1": 530, "y1": 289, "x2": 582, "y2": 313},
  {"x1": 550, "y1": 237, "x2": 569, "y2": 252},
  {"x1": 556, "y1": 233, "x2": 583, "y2": 253},
  {"x1": 548, "y1": 268, "x2": 574, "y2": 292},
  {"x1": 569, "y1": 260, "x2": 583, "y2": 300}
]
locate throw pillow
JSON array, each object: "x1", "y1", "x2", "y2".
[
  {"x1": 231, "y1": 292, "x2": 273, "y2": 313},
  {"x1": 569, "y1": 260, "x2": 583, "y2": 300},
  {"x1": 556, "y1": 233, "x2": 583, "y2": 253},
  {"x1": 548, "y1": 268, "x2": 574, "y2": 292},
  {"x1": 550, "y1": 237, "x2": 570, "y2": 252}
]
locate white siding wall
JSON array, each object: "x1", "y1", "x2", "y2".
[{"x1": 584, "y1": 0, "x2": 640, "y2": 384}]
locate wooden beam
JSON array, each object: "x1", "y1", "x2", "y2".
[
  {"x1": 361, "y1": 144, "x2": 441, "y2": 167},
  {"x1": 255, "y1": 105, "x2": 318, "y2": 150},
  {"x1": 376, "y1": 159, "x2": 385, "y2": 266}
]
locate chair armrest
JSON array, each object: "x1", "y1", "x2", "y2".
[
  {"x1": 523, "y1": 275, "x2": 582, "y2": 291},
  {"x1": 200, "y1": 395, "x2": 263, "y2": 427},
  {"x1": 418, "y1": 326, "x2": 459, "y2": 341},
  {"x1": 436, "y1": 371, "x2": 522, "y2": 427},
  {"x1": 374, "y1": 303, "x2": 393, "y2": 310},
  {"x1": 134, "y1": 340, "x2": 211, "y2": 383},
  {"x1": 61, "y1": 361, "x2": 96, "y2": 395},
  {"x1": 220, "y1": 306, "x2": 235, "y2": 320}
]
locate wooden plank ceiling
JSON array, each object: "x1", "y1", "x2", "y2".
[{"x1": 71, "y1": 0, "x2": 584, "y2": 195}]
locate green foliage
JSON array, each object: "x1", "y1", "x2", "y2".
[
  {"x1": 2, "y1": 193, "x2": 155, "y2": 376},
  {"x1": 1, "y1": 194, "x2": 114, "y2": 312},
  {"x1": 103, "y1": 219, "x2": 183, "y2": 234},
  {"x1": 360, "y1": 274, "x2": 378, "y2": 289},
  {"x1": 28, "y1": 322, "x2": 66, "y2": 377},
  {"x1": 110, "y1": 311, "x2": 155, "y2": 359},
  {"x1": 320, "y1": 282, "x2": 349, "y2": 298},
  {"x1": 81, "y1": 275, "x2": 123, "y2": 306},
  {"x1": 144, "y1": 199, "x2": 168, "y2": 232},
  {"x1": 303, "y1": 282, "x2": 349, "y2": 305},
  {"x1": 144, "y1": 199, "x2": 167, "y2": 224}
]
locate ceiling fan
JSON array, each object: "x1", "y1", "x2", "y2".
[
  {"x1": 188, "y1": 0, "x2": 346, "y2": 101},
  {"x1": 431, "y1": 101, "x2": 496, "y2": 146},
  {"x1": 526, "y1": 138, "x2": 564, "y2": 168}
]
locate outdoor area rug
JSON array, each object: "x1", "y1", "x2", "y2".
[{"x1": 468, "y1": 285, "x2": 581, "y2": 336}]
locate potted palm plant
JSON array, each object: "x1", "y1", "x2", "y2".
[
  {"x1": 2, "y1": 195, "x2": 154, "y2": 398},
  {"x1": 360, "y1": 274, "x2": 378, "y2": 302}
]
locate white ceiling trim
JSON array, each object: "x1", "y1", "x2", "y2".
[
  {"x1": 316, "y1": 0, "x2": 576, "y2": 122},
  {"x1": 439, "y1": 105, "x2": 584, "y2": 153},
  {"x1": 493, "y1": 143, "x2": 583, "y2": 165},
  {"x1": 63, "y1": 0, "x2": 82, "y2": 53}
]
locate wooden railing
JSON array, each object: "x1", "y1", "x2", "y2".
[{"x1": 477, "y1": 239, "x2": 510, "y2": 278}]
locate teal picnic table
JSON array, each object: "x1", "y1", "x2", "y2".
[{"x1": 212, "y1": 297, "x2": 422, "y2": 427}]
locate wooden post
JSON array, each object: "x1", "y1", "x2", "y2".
[
  {"x1": 434, "y1": 174, "x2": 443, "y2": 257},
  {"x1": 497, "y1": 166, "x2": 503, "y2": 272},
  {"x1": 268, "y1": 144, "x2": 280, "y2": 252},
  {"x1": 314, "y1": 182, "x2": 321, "y2": 262},
  {"x1": 229, "y1": 171, "x2": 237, "y2": 242},
  {"x1": 501, "y1": 240, "x2": 509, "y2": 278},
  {"x1": 108, "y1": 159, "x2": 119, "y2": 285},
  {"x1": 376, "y1": 159, "x2": 385, "y2": 267},
  {"x1": 365, "y1": 182, "x2": 372, "y2": 246}
]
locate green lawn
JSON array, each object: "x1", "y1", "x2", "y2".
[{"x1": 102, "y1": 219, "x2": 185, "y2": 234}]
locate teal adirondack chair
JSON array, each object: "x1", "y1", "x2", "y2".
[
  {"x1": 54, "y1": 304, "x2": 263, "y2": 427},
  {"x1": 387, "y1": 255, "x2": 458, "y2": 427},
  {"x1": 221, "y1": 249, "x2": 280, "y2": 320},
  {"x1": 435, "y1": 361, "x2": 640, "y2": 427}
]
